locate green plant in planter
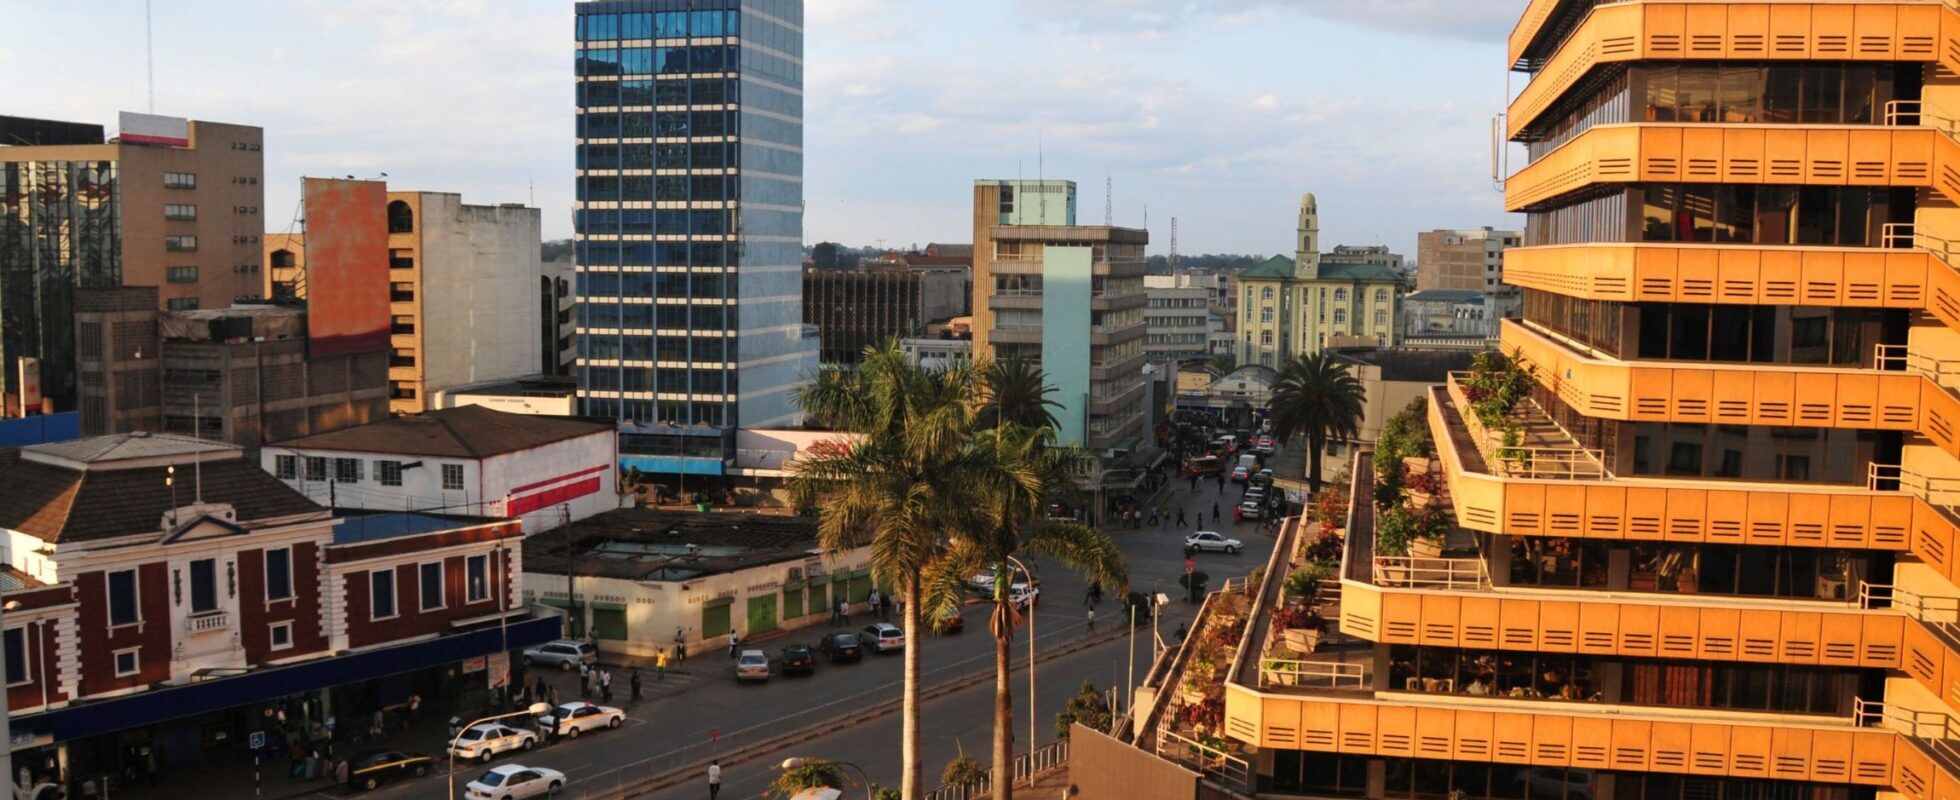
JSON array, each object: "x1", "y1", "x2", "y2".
[
  {"x1": 1285, "y1": 562, "x2": 1335, "y2": 598},
  {"x1": 1415, "y1": 506, "x2": 1454, "y2": 544},
  {"x1": 1178, "y1": 570, "x2": 1210, "y2": 603},
  {"x1": 1375, "y1": 506, "x2": 1415, "y2": 557}
]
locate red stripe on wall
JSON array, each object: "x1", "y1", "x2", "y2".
[
  {"x1": 508, "y1": 464, "x2": 609, "y2": 496},
  {"x1": 508, "y1": 477, "x2": 601, "y2": 517}
]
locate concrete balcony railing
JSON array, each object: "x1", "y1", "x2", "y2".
[{"x1": 185, "y1": 612, "x2": 230, "y2": 634}]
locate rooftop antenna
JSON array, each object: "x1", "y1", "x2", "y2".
[
  {"x1": 1105, "y1": 175, "x2": 1113, "y2": 226},
  {"x1": 1170, "y1": 217, "x2": 1180, "y2": 273},
  {"x1": 1036, "y1": 128, "x2": 1046, "y2": 220},
  {"x1": 145, "y1": 0, "x2": 156, "y2": 113},
  {"x1": 192, "y1": 394, "x2": 203, "y2": 504}
]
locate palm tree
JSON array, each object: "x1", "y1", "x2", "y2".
[
  {"x1": 1269, "y1": 351, "x2": 1367, "y2": 495},
  {"x1": 931, "y1": 424, "x2": 1127, "y2": 800},
  {"x1": 978, "y1": 356, "x2": 1062, "y2": 431},
  {"x1": 789, "y1": 341, "x2": 992, "y2": 800}
]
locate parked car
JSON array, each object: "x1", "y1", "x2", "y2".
[
  {"x1": 970, "y1": 572, "x2": 998, "y2": 592},
  {"x1": 347, "y1": 750, "x2": 432, "y2": 791},
  {"x1": 1184, "y1": 531, "x2": 1243, "y2": 554},
  {"x1": 933, "y1": 610, "x2": 966, "y2": 634},
  {"x1": 538, "y1": 701, "x2": 624, "y2": 740},
  {"x1": 449, "y1": 723, "x2": 537, "y2": 763},
  {"x1": 1007, "y1": 583, "x2": 1040, "y2": 610},
  {"x1": 1238, "y1": 500, "x2": 1264, "y2": 520},
  {"x1": 521, "y1": 640, "x2": 597, "y2": 671},
  {"x1": 1230, "y1": 466, "x2": 1251, "y2": 483},
  {"x1": 818, "y1": 631, "x2": 864, "y2": 662},
  {"x1": 1250, "y1": 469, "x2": 1275, "y2": 487},
  {"x1": 465, "y1": 764, "x2": 566, "y2": 800},
  {"x1": 862, "y1": 622, "x2": 906, "y2": 653},
  {"x1": 781, "y1": 644, "x2": 818, "y2": 675},
  {"x1": 736, "y1": 649, "x2": 771, "y2": 682}
]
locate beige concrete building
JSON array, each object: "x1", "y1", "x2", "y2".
[
  {"x1": 1415, "y1": 226, "x2": 1519, "y2": 294},
  {"x1": 266, "y1": 191, "x2": 542, "y2": 414},
  {"x1": 1, "y1": 113, "x2": 265, "y2": 411},
  {"x1": 972, "y1": 179, "x2": 1148, "y2": 452}
]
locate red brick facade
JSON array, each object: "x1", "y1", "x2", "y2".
[
  {"x1": 74, "y1": 563, "x2": 171, "y2": 695},
  {"x1": 341, "y1": 546, "x2": 514, "y2": 650},
  {"x1": 236, "y1": 542, "x2": 329, "y2": 663},
  {"x1": 7, "y1": 617, "x2": 65, "y2": 712}
]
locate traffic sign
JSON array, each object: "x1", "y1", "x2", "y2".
[
  {"x1": 249, "y1": 731, "x2": 266, "y2": 750},
  {"x1": 1184, "y1": 557, "x2": 1195, "y2": 575}
]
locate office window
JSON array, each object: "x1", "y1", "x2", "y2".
[
  {"x1": 376, "y1": 460, "x2": 404, "y2": 487},
  {"x1": 113, "y1": 649, "x2": 140, "y2": 677},
  {"x1": 1261, "y1": 308, "x2": 1274, "y2": 323},
  {"x1": 1334, "y1": 309, "x2": 1348, "y2": 325},
  {"x1": 1376, "y1": 289, "x2": 1389, "y2": 303},
  {"x1": 442, "y1": 464, "x2": 465, "y2": 491},
  {"x1": 1261, "y1": 287, "x2": 1274, "y2": 300},
  {"x1": 3, "y1": 628, "x2": 26, "y2": 685},
  {"x1": 265, "y1": 548, "x2": 293, "y2": 602},
  {"x1": 1334, "y1": 288, "x2": 1348, "y2": 302},
  {"x1": 370, "y1": 569, "x2": 397, "y2": 619},
  {"x1": 164, "y1": 172, "x2": 196, "y2": 189},
  {"x1": 163, "y1": 204, "x2": 196, "y2": 220},
  {"x1": 165, "y1": 297, "x2": 199, "y2": 311},
  {"x1": 269, "y1": 622, "x2": 293, "y2": 650},
  {"x1": 1375, "y1": 310, "x2": 1388, "y2": 325},
  {"x1": 189, "y1": 559, "x2": 218, "y2": 614},
  {"x1": 466, "y1": 554, "x2": 491, "y2": 603},
  {"x1": 274, "y1": 455, "x2": 297, "y2": 479},
  {"x1": 166, "y1": 266, "x2": 196, "y2": 283},
  {"x1": 1260, "y1": 331, "x2": 1274, "y2": 345},
  {"x1": 304, "y1": 456, "x2": 328, "y2": 481},
  {"x1": 334, "y1": 458, "x2": 362, "y2": 483},
  {"x1": 164, "y1": 235, "x2": 197, "y2": 252},
  {"x1": 108, "y1": 569, "x2": 139, "y2": 626},
  {"x1": 420, "y1": 562, "x2": 445, "y2": 611}
]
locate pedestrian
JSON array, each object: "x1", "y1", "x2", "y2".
[
  {"x1": 631, "y1": 667, "x2": 643, "y2": 701},
  {"x1": 1086, "y1": 607, "x2": 1097, "y2": 633},
  {"x1": 868, "y1": 588, "x2": 881, "y2": 621},
  {"x1": 407, "y1": 693, "x2": 421, "y2": 727},
  {"x1": 1212, "y1": 501, "x2": 1219, "y2": 521},
  {"x1": 1174, "y1": 622, "x2": 1188, "y2": 641},
  {"x1": 656, "y1": 648, "x2": 670, "y2": 681},
  {"x1": 708, "y1": 760, "x2": 723, "y2": 799},
  {"x1": 674, "y1": 627, "x2": 689, "y2": 664},
  {"x1": 1234, "y1": 506, "x2": 1242, "y2": 523},
  {"x1": 1177, "y1": 509, "x2": 1187, "y2": 527},
  {"x1": 728, "y1": 628, "x2": 741, "y2": 657},
  {"x1": 600, "y1": 668, "x2": 613, "y2": 703},
  {"x1": 334, "y1": 757, "x2": 349, "y2": 789},
  {"x1": 579, "y1": 661, "x2": 591, "y2": 698}
]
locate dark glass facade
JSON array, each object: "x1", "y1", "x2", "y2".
[
  {"x1": 1269, "y1": 752, "x2": 1877, "y2": 800},
  {"x1": 1523, "y1": 291, "x2": 1909, "y2": 368},
  {"x1": 0, "y1": 159, "x2": 121, "y2": 408},
  {"x1": 1386, "y1": 644, "x2": 1871, "y2": 716},
  {"x1": 1525, "y1": 185, "x2": 1915, "y2": 247},
  {"x1": 573, "y1": 0, "x2": 811, "y2": 429}
]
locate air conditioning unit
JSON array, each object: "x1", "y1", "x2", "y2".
[{"x1": 787, "y1": 567, "x2": 803, "y2": 582}]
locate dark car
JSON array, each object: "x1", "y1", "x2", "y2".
[
  {"x1": 933, "y1": 610, "x2": 966, "y2": 634},
  {"x1": 818, "y1": 631, "x2": 864, "y2": 663},
  {"x1": 348, "y1": 750, "x2": 432, "y2": 791},
  {"x1": 781, "y1": 644, "x2": 818, "y2": 675}
]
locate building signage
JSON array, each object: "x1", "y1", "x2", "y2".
[
  {"x1": 461, "y1": 655, "x2": 486, "y2": 674},
  {"x1": 118, "y1": 112, "x2": 191, "y2": 147}
]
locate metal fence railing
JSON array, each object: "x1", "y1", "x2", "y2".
[
  {"x1": 1155, "y1": 727, "x2": 1253, "y2": 794},
  {"x1": 1372, "y1": 556, "x2": 1491, "y2": 591},
  {"x1": 918, "y1": 740, "x2": 1072, "y2": 800},
  {"x1": 1257, "y1": 658, "x2": 1366, "y2": 690},
  {"x1": 1444, "y1": 373, "x2": 1607, "y2": 480}
]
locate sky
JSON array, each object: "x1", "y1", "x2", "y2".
[{"x1": 1, "y1": 0, "x2": 1525, "y2": 258}]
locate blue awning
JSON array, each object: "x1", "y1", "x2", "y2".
[{"x1": 22, "y1": 613, "x2": 561, "y2": 743}]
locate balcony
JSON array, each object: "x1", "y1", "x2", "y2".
[
  {"x1": 185, "y1": 612, "x2": 230, "y2": 634},
  {"x1": 1501, "y1": 242, "x2": 1937, "y2": 311},
  {"x1": 1507, "y1": 2, "x2": 1949, "y2": 140},
  {"x1": 1505, "y1": 123, "x2": 1943, "y2": 213}
]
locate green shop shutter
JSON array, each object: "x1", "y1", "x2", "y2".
[
  {"x1": 701, "y1": 597, "x2": 733, "y2": 639},
  {"x1": 807, "y1": 583, "x2": 828, "y2": 617},
  {"x1": 746, "y1": 594, "x2": 779, "y2": 635},
  {"x1": 592, "y1": 607, "x2": 628, "y2": 641},
  {"x1": 782, "y1": 586, "x2": 805, "y2": 619},
  {"x1": 848, "y1": 575, "x2": 872, "y2": 604}
]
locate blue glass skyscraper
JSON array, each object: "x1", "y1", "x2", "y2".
[{"x1": 573, "y1": 0, "x2": 812, "y2": 429}]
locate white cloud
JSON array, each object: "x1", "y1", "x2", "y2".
[{"x1": 1250, "y1": 93, "x2": 1281, "y2": 111}]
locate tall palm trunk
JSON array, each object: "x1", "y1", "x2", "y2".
[
  {"x1": 991, "y1": 601, "x2": 1015, "y2": 800},
  {"x1": 902, "y1": 568, "x2": 924, "y2": 799},
  {"x1": 1308, "y1": 430, "x2": 1326, "y2": 495}
]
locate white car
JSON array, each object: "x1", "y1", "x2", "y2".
[
  {"x1": 861, "y1": 622, "x2": 906, "y2": 652},
  {"x1": 449, "y1": 723, "x2": 538, "y2": 763},
  {"x1": 970, "y1": 572, "x2": 998, "y2": 592},
  {"x1": 465, "y1": 764, "x2": 566, "y2": 800},
  {"x1": 521, "y1": 640, "x2": 597, "y2": 671},
  {"x1": 1184, "y1": 531, "x2": 1243, "y2": 554},
  {"x1": 737, "y1": 649, "x2": 771, "y2": 682},
  {"x1": 1238, "y1": 500, "x2": 1265, "y2": 520},
  {"x1": 538, "y1": 701, "x2": 624, "y2": 740},
  {"x1": 1007, "y1": 583, "x2": 1040, "y2": 609}
]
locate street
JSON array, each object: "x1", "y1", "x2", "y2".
[{"x1": 292, "y1": 467, "x2": 1278, "y2": 800}]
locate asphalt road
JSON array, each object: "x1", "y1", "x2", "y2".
[{"x1": 336, "y1": 470, "x2": 1279, "y2": 800}]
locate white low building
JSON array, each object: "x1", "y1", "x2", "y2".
[
  {"x1": 520, "y1": 507, "x2": 876, "y2": 657},
  {"x1": 260, "y1": 405, "x2": 620, "y2": 533}
]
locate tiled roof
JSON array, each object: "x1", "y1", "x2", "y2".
[
  {"x1": 272, "y1": 405, "x2": 614, "y2": 459},
  {"x1": 28, "y1": 432, "x2": 234, "y2": 465},
  {"x1": 0, "y1": 449, "x2": 323, "y2": 543},
  {"x1": 1239, "y1": 256, "x2": 1296, "y2": 280}
]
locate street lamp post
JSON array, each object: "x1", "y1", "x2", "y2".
[
  {"x1": 779, "y1": 757, "x2": 873, "y2": 800},
  {"x1": 447, "y1": 702, "x2": 551, "y2": 800}
]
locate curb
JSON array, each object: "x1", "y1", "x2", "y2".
[{"x1": 587, "y1": 623, "x2": 1139, "y2": 798}]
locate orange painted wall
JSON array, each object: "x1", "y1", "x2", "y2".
[{"x1": 301, "y1": 178, "x2": 390, "y2": 357}]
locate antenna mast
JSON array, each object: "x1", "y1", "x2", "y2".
[
  {"x1": 1170, "y1": 217, "x2": 1180, "y2": 273},
  {"x1": 145, "y1": 0, "x2": 156, "y2": 113},
  {"x1": 1104, "y1": 176, "x2": 1113, "y2": 226}
]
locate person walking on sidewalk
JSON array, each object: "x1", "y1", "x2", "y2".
[
  {"x1": 1086, "y1": 607, "x2": 1097, "y2": 633},
  {"x1": 867, "y1": 588, "x2": 882, "y2": 622},
  {"x1": 727, "y1": 628, "x2": 741, "y2": 657},
  {"x1": 630, "y1": 667, "x2": 643, "y2": 701},
  {"x1": 600, "y1": 668, "x2": 613, "y2": 703},
  {"x1": 673, "y1": 627, "x2": 689, "y2": 664},
  {"x1": 1176, "y1": 508, "x2": 1187, "y2": 528},
  {"x1": 708, "y1": 760, "x2": 723, "y2": 799},
  {"x1": 578, "y1": 661, "x2": 591, "y2": 698}
]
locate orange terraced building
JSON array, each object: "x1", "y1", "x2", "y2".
[{"x1": 1192, "y1": 2, "x2": 1960, "y2": 800}]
